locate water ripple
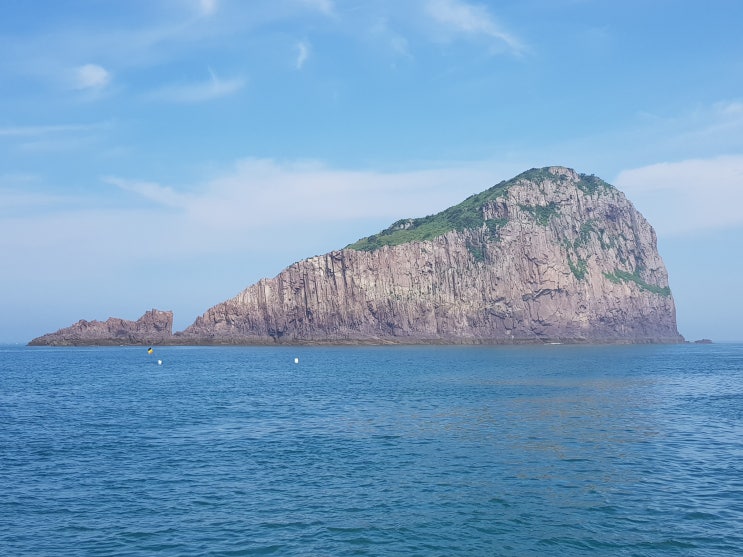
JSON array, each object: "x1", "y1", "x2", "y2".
[{"x1": 1, "y1": 344, "x2": 742, "y2": 555}]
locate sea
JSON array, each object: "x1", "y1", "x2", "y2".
[{"x1": 1, "y1": 343, "x2": 742, "y2": 556}]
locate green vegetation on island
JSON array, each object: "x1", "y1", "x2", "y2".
[
  {"x1": 346, "y1": 178, "x2": 511, "y2": 251},
  {"x1": 576, "y1": 174, "x2": 611, "y2": 195},
  {"x1": 519, "y1": 201, "x2": 560, "y2": 226},
  {"x1": 347, "y1": 167, "x2": 606, "y2": 252},
  {"x1": 603, "y1": 269, "x2": 671, "y2": 296},
  {"x1": 568, "y1": 255, "x2": 589, "y2": 280}
]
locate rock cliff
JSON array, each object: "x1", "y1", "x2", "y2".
[
  {"x1": 29, "y1": 309, "x2": 173, "y2": 346},
  {"x1": 179, "y1": 166, "x2": 682, "y2": 344},
  {"x1": 29, "y1": 167, "x2": 683, "y2": 345}
]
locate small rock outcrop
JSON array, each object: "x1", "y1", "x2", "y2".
[
  {"x1": 29, "y1": 309, "x2": 173, "y2": 346},
  {"x1": 29, "y1": 167, "x2": 685, "y2": 345}
]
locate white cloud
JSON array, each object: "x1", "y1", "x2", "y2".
[
  {"x1": 296, "y1": 0, "x2": 335, "y2": 17},
  {"x1": 627, "y1": 99, "x2": 743, "y2": 159},
  {"x1": 101, "y1": 157, "x2": 525, "y2": 235},
  {"x1": 370, "y1": 19, "x2": 412, "y2": 60},
  {"x1": 74, "y1": 63, "x2": 111, "y2": 90},
  {"x1": 0, "y1": 122, "x2": 108, "y2": 137},
  {"x1": 103, "y1": 176, "x2": 188, "y2": 209},
  {"x1": 389, "y1": 35, "x2": 411, "y2": 58},
  {"x1": 424, "y1": 0, "x2": 525, "y2": 54},
  {"x1": 674, "y1": 101, "x2": 743, "y2": 149},
  {"x1": 1, "y1": 5, "x2": 235, "y2": 95},
  {"x1": 198, "y1": 0, "x2": 218, "y2": 16},
  {"x1": 146, "y1": 68, "x2": 246, "y2": 103},
  {"x1": 0, "y1": 121, "x2": 113, "y2": 153},
  {"x1": 615, "y1": 155, "x2": 743, "y2": 236},
  {"x1": 0, "y1": 189, "x2": 73, "y2": 214},
  {"x1": 0, "y1": 175, "x2": 68, "y2": 215},
  {"x1": 296, "y1": 41, "x2": 310, "y2": 69}
]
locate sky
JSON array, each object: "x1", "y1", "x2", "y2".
[{"x1": 2, "y1": 0, "x2": 742, "y2": 343}]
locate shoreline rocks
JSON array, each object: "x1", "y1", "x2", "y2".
[{"x1": 29, "y1": 309, "x2": 173, "y2": 346}]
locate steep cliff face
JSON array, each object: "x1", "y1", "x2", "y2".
[
  {"x1": 180, "y1": 167, "x2": 682, "y2": 344},
  {"x1": 29, "y1": 309, "x2": 173, "y2": 346}
]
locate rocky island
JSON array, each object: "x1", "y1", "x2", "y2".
[
  {"x1": 30, "y1": 166, "x2": 684, "y2": 346},
  {"x1": 29, "y1": 309, "x2": 174, "y2": 346}
]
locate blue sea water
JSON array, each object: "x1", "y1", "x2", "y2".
[{"x1": 1, "y1": 344, "x2": 742, "y2": 556}]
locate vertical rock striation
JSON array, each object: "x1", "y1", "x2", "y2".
[{"x1": 180, "y1": 167, "x2": 682, "y2": 344}]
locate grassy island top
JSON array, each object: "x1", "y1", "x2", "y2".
[{"x1": 346, "y1": 167, "x2": 612, "y2": 252}]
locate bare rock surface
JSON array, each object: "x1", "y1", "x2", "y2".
[
  {"x1": 30, "y1": 167, "x2": 684, "y2": 345},
  {"x1": 29, "y1": 309, "x2": 173, "y2": 346}
]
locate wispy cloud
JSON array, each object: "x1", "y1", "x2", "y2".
[
  {"x1": 0, "y1": 122, "x2": 109, "y2": 138},
  {"x1": 296, "y1": 41, "x2": 311, "y2": 69},
  {"x1": 198, "y1": 0, "x2": 218, "y2": 16},
  {"x1": 370, "y1": 19, "x2": 412, "y2": 60},
  {"x1": 5, "y1": 157, "x2": 507, "y2": 274},
  {"x1": 0, "y1": 189, "x2": 75, "y2": 215},
  {"x1": 296, "y1": 0, "x2": 335, "y2": 17},
  {"x1": 0, "y1": 121, "x2": 113, "y2": 153},
  {"x1": 74, "y1": 63, "x2": 112, "y2": 91},
  {"x1": 103, "y1": 157, "x2": 525, "y2": 236},
  {"x1": 597, "y1": 99, "x2": 743, "y2": 171},
  {"x1": 674, "y1": 100, "x2": 743, "y2": 148},
  {"x1": 0, "y1": 4, "x2": 230, "y2": 96},
  {"x1": 424, "y1": 0, "x2": 525, "y2": 54},
  {"x1": 615, "y1": 155, "x2": 743, "y2": 236},
  {"x1": 146, "y1": 68, "x2": 246, "y2": 103},
  {"x1": 104, "y1": 176, "x2": 188, "y2": 209}
]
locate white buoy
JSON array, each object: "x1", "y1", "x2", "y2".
[
  {"x1": 294, "y1": 357, "x2": 299, "y2": 364},
  {"x1": 158, "y1": 359, "x2": 163, "y2": 365}
]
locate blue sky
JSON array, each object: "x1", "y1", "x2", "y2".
[{"x1": 2, "y1": 0, "x2": 742, "y2": 343}]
